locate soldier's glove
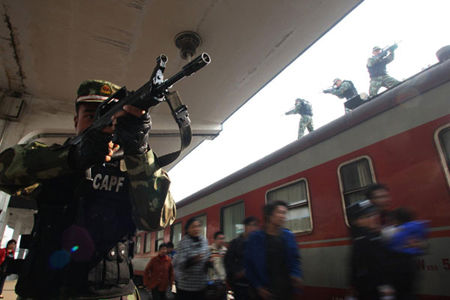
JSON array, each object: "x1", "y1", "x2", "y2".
[
  {"x1": 69, "y1": 128, "x2": 112, "y2": 170},
  {"x1": 115, "y1": 110, "x2": 152, "y2": 155},
  {"x1": 323, "y1": 89, "x2": 332, "y2": 94}
]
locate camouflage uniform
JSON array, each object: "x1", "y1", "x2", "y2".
[
  {"x1": 0, "y1": 80, "x2": 174, "y2": 299},
  {"x1": 367, "y1": 50, "x2": 400, "y2": 97},
  {"x1": 327, "y1": 81, "x2": 358, "y2": 100},
  {"x1": 285, "y1": 99, "x2": 313, "y2": 139},
  {"x1": 324, "y1": 79, "x2": 359, "y2": 113}
]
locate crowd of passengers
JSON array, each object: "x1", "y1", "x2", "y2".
[{"x1": 141, "y1": 184, "x2": 428, "y2": 300}]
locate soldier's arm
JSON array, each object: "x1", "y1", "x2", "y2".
[
  {"x1": 285, "y1": 109, "x2": 296, "y2": 115},
  {"x1": 383, "y1": 51, "x2": 395, "y2": 64},
  {"x1": 124, "y1": 150, "x2": 175, "y2": 231},
  {"x1": 0, "y1": 142, "x2": 75, "y2": 195}
]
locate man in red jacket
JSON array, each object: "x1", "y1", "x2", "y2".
[
  {"x1": 0, "y1": 239, "x2": 16, "y2": 299},
  {"x1": 144, "y1": 243, "x2": 174, "y2": 300}
]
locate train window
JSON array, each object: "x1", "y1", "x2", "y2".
[
  {"x1": 154, "y1": 230, "x2": 164, "y2": 251},
  {"x1": 171, "y1": 222, "x2": 182, "y2": 248},
  {"x1": 221, "y1": 201, "x2": 245, "y2": 241},
  {"x1": 338, "y1": 157, "x2": 375, "y2": 210},
  {"x1": 266, "y1": 179, "x2": 312, "y2": 233},
  {"x1": 435, "y1": 125, "x2": 450, "y2": 187},
  {"x1": 135, "y1": 234, "x2": 142, "y2": 254},
  {"x1": 144, "y1": 232, "x2": 151, "y2": 253}
]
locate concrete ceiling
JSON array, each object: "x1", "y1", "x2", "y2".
[{"x1": 0, "y1": 0, "x2": 361, "y2": 170}]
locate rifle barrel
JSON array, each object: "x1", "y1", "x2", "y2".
[{"x1": 156, "y1": 53, "x2": 211, "y2": 93}]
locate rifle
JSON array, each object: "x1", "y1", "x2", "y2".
[
  {"x1": 376, "y1": 43, "x2": 398, "y2": 59},
  {"x1": 70, "y1": 53, "x2": 211, "y2": 167}
]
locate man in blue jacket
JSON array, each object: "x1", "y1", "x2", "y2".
[{"x1": 245, "y1": 201, "x2": 302, "y2": 300}]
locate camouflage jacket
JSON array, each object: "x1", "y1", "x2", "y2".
[
  {"x1": 286, "y1": 102, "x2": 313, "y2": 116},
  {"x1": 330, "y1": 80, "x2": 358, "y2": 100},
  {"x1": 0, "y1": 142, "x2": 175, "y2": 230},
  {"x1": 367, "y1": 52, "x2": 395, "y2": 78}
]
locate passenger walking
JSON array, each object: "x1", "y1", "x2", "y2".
[
  {"x1": 347, "y1": 200, "x2": 395, "y2": 300},
  {"x1": 0, "y1": 239, "x2": 16, "y2": 299},
  {"x1": 144, "y1": 243, "x2": 174, "y2": 300},
  {"x1": 206, "y1": 231, "x2": 227, "y2": 300},
  {"x1": 224, "y1": 217, "x2": 259, "y2": 300},
  {"x1": 245, "y1": 201, "x2": 302, "y2": 300},
  {"x1": 166, "y1": 241, "x2": 176, "y2": 259},
  {"x1": 382, "y1": 208, "x2": 428, "y2": 300},
  {"x1": 173, "y1": 217, "x2": 210, "y2": 300},
  {"x1": 366, "y1": 183, "x2": 392, "y2": 226}
]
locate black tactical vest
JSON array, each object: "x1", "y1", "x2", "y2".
[
  {"x1": 298, "y1": 103, "x2": 312, "y2": 116},
  {"x1": 367, "y1": 60, "x2": 387, "y2": 78},
  {"x1": 16, "y1": 161, "x2": 136, "y2": 298},
  {"x1": 342, "y1": 81, "x2": 358, "y2": 100}
]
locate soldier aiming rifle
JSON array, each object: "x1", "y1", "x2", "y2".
[
  {"x1": 0, "y1": 53, "x2": 210, "y2": 299},
  {"x1": 285, "y1": 98, "x2": 314, "y2": 139},
  {"x1": 323, "y1": 78, "x2": 360, "y2": 113},
  {"x1": 367, "y1": 44, "x2": 400, "y2": 97}
]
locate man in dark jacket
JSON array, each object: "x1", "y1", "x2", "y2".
[
  {"x1": 347, "y1": 200, "x2": 395, "y2": 300},
  {"x1": 224, "y1": 217, "x2": 259, "y2": 300},
  {"x1": 245, "y1": 201, "x2": 302, "y2": 300}
]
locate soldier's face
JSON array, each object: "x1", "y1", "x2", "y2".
[
  {"x1": 74, "y1": 103, "x2": 100, "y2": 135},
  {"x1": 373, "y1": 49, "x2": 381, "y2": 56}
]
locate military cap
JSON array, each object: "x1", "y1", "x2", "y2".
[
  {"x1": 333, "y1": 78, "x2": 341, "y2": 84},
  {"x1": 372, "y1": 46, "x2": 382, "y2": 51},
  {"x1": 76, "y1": 80, "x2": 121, "y2": 104},
  {"x1": 346, "y1": 199, "x2": 377, "y2": 221}
]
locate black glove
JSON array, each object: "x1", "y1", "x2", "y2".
[
  {"x1": 69, "y1": 128, "x2": 112, "y2": 170},
  {"x1": 114, "y1": 111, "x2": 151, "y2": 155}
]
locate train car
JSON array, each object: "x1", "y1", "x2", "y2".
[{"x1": 132, "y1": 54, "x2": 450, "y2": 299}]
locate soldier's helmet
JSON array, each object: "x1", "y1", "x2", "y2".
[
  {"x1": 372, "y1": 46, "x2": 382, "y2": 52},
  {"x1": 295, "y1": 98, "x2": 306, "y2": 105},
  {"x1": 346, "y1": 199, "x2": 378, "y2": 223},
  {"x1": 76, "y1": 80, "x2": 121, "y2": 108},
  {"x1": 333, "y1": 78, "x2": 341, "y2": 84}
]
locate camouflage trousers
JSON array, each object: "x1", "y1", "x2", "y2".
[
  {"x1": 369, "y1": 75, "x2": 400, "y2": 96},
  {"x1": 17, "y1": 290, "x2": 139, "y2": 300},
  {"x1": 298, "y1": 115, "x2": 314, "y2": 139}
]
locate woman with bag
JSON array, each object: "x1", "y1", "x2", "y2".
[{"x1": 0, "y1": 239, "x2": 16, "y2": 299}]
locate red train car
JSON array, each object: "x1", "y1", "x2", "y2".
[{"x1": 133, "y1": 57, "x2": 450, "y2": 299}]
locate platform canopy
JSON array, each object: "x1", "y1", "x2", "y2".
[{"x1": 0, "y1": 0, "x2": 361, "y2": 169}]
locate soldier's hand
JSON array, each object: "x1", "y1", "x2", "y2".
[
  {"x1": 111, "y1": 105, "x2": 151, "y2": 155},
  {"x1": 323, "y1": 89, "x2": 332, "y2": 94},
  {"x1": 69, "y1": 128, "x2": 113, "y2": 170}
]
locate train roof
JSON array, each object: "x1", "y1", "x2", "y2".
[{"x1": 177, "y1": 56, "x2": 450, "y2": 209}]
